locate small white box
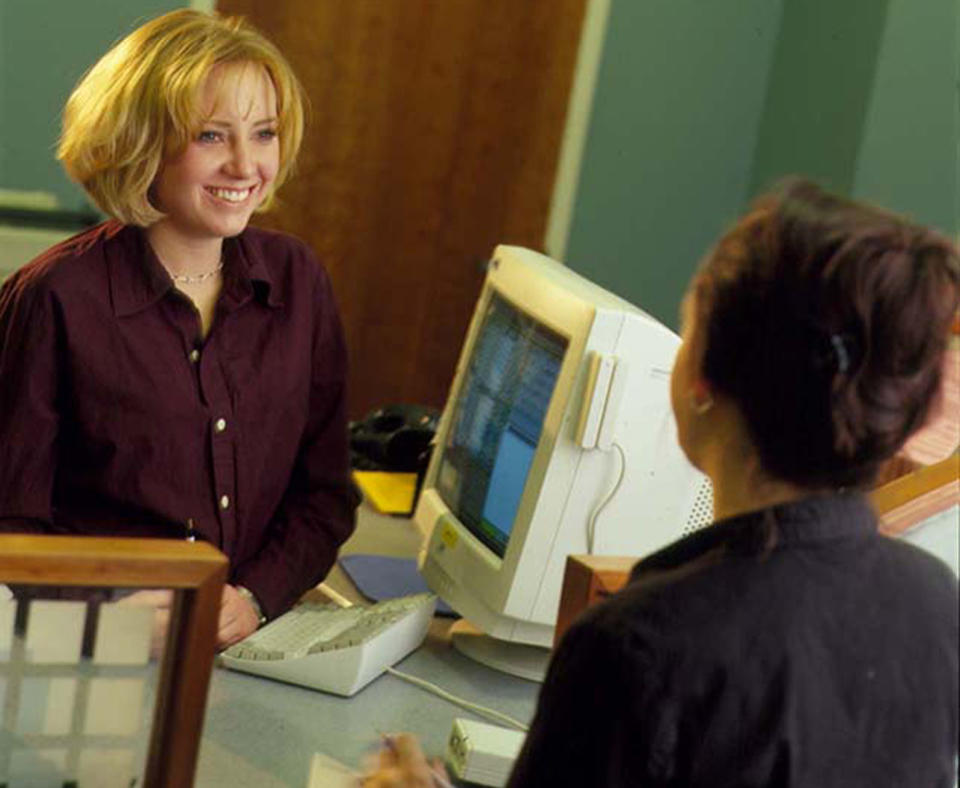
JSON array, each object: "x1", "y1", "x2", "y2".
[{"x1": 446, "y1": 718, "x2": 526, "y2": 787}]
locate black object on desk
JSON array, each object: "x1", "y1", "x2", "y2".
[{"x1": 350, "y1": 404, "x2": 439, "y2": 473}]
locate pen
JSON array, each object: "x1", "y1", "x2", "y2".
[{"x1": 380, "y1": 733, "x2": 455, "y2": 788}]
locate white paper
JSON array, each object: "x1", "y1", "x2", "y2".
[
  {"x1": 94, "y1": 603, "x2": 153, "y2": 665},
  {"x1": 8, "y1": 748, "x2": 68, "y2": 786},
  {"x1": 0, "y1": 600, "x2": 15, "y2": 659},
  {"x1": 17, "y1": 678, "x2": 77, "y2": 735},
  {"x1": 84, "y1": 678, "x2": 144, "y2": 736},
  {"x1": 77, "y1": 748, "x2": 136, "y2": 788},
  {"x1": 307, "y1": 752, "x2": 359, "y2": 788},
  {"x1": 25, "y1": 600, "x2": 85, "y2": 664}
]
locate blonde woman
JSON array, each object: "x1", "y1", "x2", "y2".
[{"x1": 0, "y1": 10, "x2": 359, "y2": 648}]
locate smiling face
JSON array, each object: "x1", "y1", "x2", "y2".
[{"x1": 150, "y1": 62, "x2": 280, "y2": 248}]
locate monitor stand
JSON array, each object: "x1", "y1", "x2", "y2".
[{"x1": 449, "y1": 619, "x2": 550, "y2": 682}]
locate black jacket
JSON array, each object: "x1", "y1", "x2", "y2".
[{"x1": 509, "y1": 494, "x2": 958, "y2": 787}]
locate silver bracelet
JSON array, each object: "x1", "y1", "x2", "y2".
[{"x1": 235, "y1": 585, "x2": 266, "y2": 627}]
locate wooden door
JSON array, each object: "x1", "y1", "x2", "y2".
[{"x1": 218, "y1": 0, "x2": 587, "y2": 418}]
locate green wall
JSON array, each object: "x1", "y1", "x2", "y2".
[
  {"x1": 563, "y1": 0, "x2": 784, "y2": 329},
  {"x1": 564, "y1": 0, "x2": 959, "y2": 331},
  {"x1": 747, "y1": 0, "x2": 891, "y2": 198},
  {"x1": 0, "y1": 0, "x2": 183, "y2": 213},
  {"x1": 850, "y1": 0, "x2": 958, "y2": 234}
]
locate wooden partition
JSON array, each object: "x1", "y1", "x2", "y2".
[
  {"x1": 555, "y1": 554, "x2": 635, "y2": 647},
  {"x1": 218, "y1": 0, "x2": 588, "y2": 418},
  {"x1": 0, "y1": 536, "x2": 227, "y2": 788},
  {"x1": 871, "y1": 453, "x2": 959, "y2": 536}
]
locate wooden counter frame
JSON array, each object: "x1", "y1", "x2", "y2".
[
  {"x1": 870, "y1": 453, "x2": 959, "y2": 535},
  {"x1": 0, "y1": 535, "x2": 228, "y2": 788}
]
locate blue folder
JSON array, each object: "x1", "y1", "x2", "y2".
[{"x1": 338, "y1": 554, "x2": 456, "y2": 617}]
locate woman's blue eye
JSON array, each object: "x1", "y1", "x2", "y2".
[
  {"x1": 258, "y1": 128, "x2": 278, "y2": 141},
  {"x1": 197, "y1": 130, "x2": 221, "y2": 143}
]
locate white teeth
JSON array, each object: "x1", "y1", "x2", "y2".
[{"x1": 207, "y1": 187, "x2": 252, "y2": 203}]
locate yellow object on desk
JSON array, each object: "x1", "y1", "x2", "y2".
[{"x1": 353, "y1": 470, "x2": 418, "y2": 514}]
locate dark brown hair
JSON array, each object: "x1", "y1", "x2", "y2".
[{"x1": 692, "y1": 178, "x2": 959, "y2": 489}]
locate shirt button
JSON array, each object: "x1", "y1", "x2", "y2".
[
  {"x1": 220, "y1": 494, "x2": 230, "y2": 510},
  {"x1": 189, "y1": 349, "x2": 201, "y2": 363},
  {"x1": 214, "y1": 418, "x2": 227, "y2": 433}
]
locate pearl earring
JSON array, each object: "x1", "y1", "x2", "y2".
[{"x1": 689, "y1": 380, "x2": 714, "y2": 415}]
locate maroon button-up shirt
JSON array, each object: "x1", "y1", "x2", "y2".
[{"x1": 0, "y1": 222, "x2": 359, "y2": 618}]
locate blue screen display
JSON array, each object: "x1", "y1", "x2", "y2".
[{"x1": 436, "y1": 293, "x2": 567, "y2": 557}]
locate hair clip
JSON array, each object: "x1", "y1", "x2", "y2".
[{"x1": 830, "y1": 333, "x2": 850, "y2": 374}]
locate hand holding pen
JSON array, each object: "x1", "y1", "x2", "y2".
[{"x1": 361, "y1": 732, "x2": 453, "y2": 788}]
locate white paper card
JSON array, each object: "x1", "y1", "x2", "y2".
[
  {"x1": 25, "y1": 600, "x2": 85, "y2": 664},
  {"x1": 84, "y1": 678, "x2": 144, "y2": 735},
  {"x1": 17, "y1": 678, "x2": 77, "y2": 735},
  {"x1": 8, "y1": 748, "x2": 68, "y2": 786},
  {"x1": 0, "y1": 600, "x2": 15, "y2": 659},
  {"x1": 308, "y1": 752, "x2": 359, "y2": 788},
  {"x1": 78, "y1": 748, "x2": 137, "y2": 788},
  {"x1": 94, "y1": 603, "x2": 152, "y2": 665}
]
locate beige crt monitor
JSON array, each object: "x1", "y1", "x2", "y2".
[{"x1": 416, "y1": 246, "x2": 712, "y2": 680}]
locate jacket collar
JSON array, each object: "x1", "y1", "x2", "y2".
[{"x1": 630, "y1": 492, "x2": 877, "y2": 581}]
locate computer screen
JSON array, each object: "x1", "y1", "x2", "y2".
[
  {"x1": 416, "y1": 246, "x2": 712, "y2": 678},
  {"x1": 434, "y1": 292, "x2": 567, "y2": 559}
]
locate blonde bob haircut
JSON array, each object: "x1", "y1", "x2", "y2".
[{"x1": 58, "y1": 9, "x2": 305, "y2": 227}]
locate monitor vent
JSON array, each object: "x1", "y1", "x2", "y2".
[{"x1": 682, "y1": 478, "x2": 714, "y2": 536}]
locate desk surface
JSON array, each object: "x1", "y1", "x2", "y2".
[{"x1": 194, "y1": 505, "x2": 541, "y2": 787}]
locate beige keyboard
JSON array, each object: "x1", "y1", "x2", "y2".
[{"x1": 220, "y1": 593, "x2": 437, "y2": 696}]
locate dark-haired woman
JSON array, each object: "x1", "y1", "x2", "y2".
[{"x1": 365, "y1": 180, "x2": 959, "y2": 787}]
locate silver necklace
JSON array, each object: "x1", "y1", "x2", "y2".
[{"x1": 169, "y1": 259, "x2": 224, "y2": 285}]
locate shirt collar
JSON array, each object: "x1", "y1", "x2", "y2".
[
  {"x1": 741, "y1": 492, "x2": 878, "y2": 545},
  {"x1": 225, "y1": 232, "x2": 284, "y2": 310},
  {"x1": 107, "y1": 224, "x2": 283, "y2": 317},
  {"x1": 106, "y1": 223, "x2": 171, "y2": 317}
]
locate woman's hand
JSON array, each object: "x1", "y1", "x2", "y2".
[
  {"x1": 217, "y1": 584, "x2": 261, "y2": 649},
  {"x1": 362, "y1": 733, "x2": 449, "y2": 787},
  {"x1": 116, "y1": 589, "x2": 172, "y2": 659},
  {"x1": 117, "y1": 585, "x2": 260, "y2": 654}
]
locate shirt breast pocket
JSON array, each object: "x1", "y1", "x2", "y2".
[{"x1": 225, "y1": 337, "x2": 311, "y2": 441}]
